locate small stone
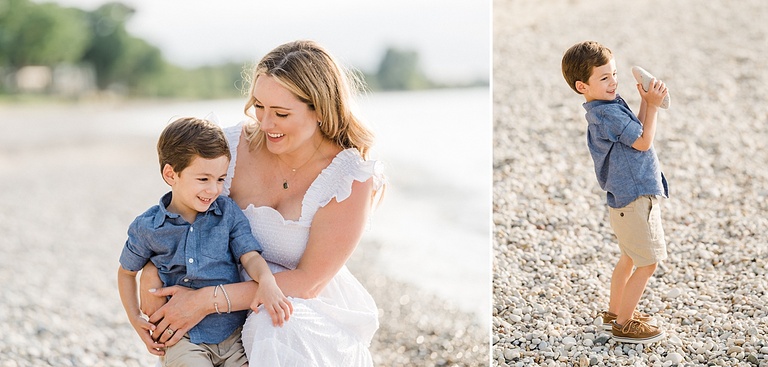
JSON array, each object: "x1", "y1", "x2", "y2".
[
  {"x1": 665, "y1": 288, "x2": 682, "y2": 299},
  {"x1": 665, "y1": 352, "x2": 684, "y2": 364},
  {"x1": 667, "y1": 335, "x2": 682, "y2": 346},
  {"x1": 594, "y1": 334, "x2": 610, "y2": 345},
  {"x1": 562, "y1": 336, "x2": 577, "y2": 348},
  {"x1": 504, "y1": 348, "x2": 520, "y2": 361},
  {"x1": 727, "y1": 346, "x2": 743, "y2": 355},
  {"x1": 592, "y1": 317, "x2": 603, "y2": 327}
]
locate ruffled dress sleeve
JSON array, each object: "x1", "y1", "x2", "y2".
[
  {"x1": 299, "y1": 148, "x2": 385, "y2": 226},
  {"x1": 221, "y1": 122, "x2": 245, "y2": 197}
]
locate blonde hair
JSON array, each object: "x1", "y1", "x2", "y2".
[{"x1": 242, "y1": 40, "x2": 375, "y2": 159}]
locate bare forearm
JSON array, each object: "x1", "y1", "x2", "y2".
[
  {"x1": 240, "y1": 252, "x2": 273, "y2": 284},
  {"x1": 637, "y1": 98, "x2": 648, "y2": 124},
  {"x1": 117, "y1": 267, "x2": 141, "y2": 317},
  {"x1": 274, "y1": 268, "x2": 330, "y2": 299},
  {"x1": 632, "y1": 106, "x2": 659, "y2": 151},
  {"x1": 212, "y1": 281, "x2": 260, "y2": 312}
]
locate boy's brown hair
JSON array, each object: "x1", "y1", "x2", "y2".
[
  {"x1": 157, "y1": 117, "x2": 231, "y2": 174},
  {"x1": 561, "y1": 41, "x2": 613, "y2": 94}
]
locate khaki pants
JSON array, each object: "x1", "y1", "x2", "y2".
[
  {"x1": 608, "y1": 195, "x2": 668, "y2": 267},
  {"x1": 161, "y1": 327, "x2": 247, "y2": 367}
]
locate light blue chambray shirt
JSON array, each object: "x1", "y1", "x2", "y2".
[
  {"x1": 120, "y1": 192, "x2": 261, "y2": 344},
  {"x1": 583, "y1": 95, "x2": 669, "y2": 208}
]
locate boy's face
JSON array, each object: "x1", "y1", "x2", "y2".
[
  {"x1": 578, "y1": 58, "x2": 617, "y2": 102},
  {"x1": 163, "y1": 155, "x2": 229, "y2": 222}
]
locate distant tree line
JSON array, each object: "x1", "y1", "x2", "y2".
[{"x1": 0, "y1": 0, "x2": 486, "y2": 99}]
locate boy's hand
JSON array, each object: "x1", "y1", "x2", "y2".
[
  {"x1": 128, "y1": 313, "x2": 166, "y2": 356},
  {"x1": 251, "y1": 278, "x2": 293, "y2": 327},
  {"x1": 637, "y1": 78, "x2": 668, "y2": 108}
]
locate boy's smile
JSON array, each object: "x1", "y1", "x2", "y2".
[
  {"x1": 578, "y1": 58, "x2": 618, "y2": 102},
  {"x1": 164, "y1": 155, "x2": 229, "y2": 223}
]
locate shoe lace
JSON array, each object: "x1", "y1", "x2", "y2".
[
  {"x1": 632, "y1": 310, "x2": 649, "y2": 319},
  {"x1": 620, "y1": 319, "x2": 652, "y2": 334}
]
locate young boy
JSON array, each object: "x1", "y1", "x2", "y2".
[
  {"x1": 117, "y1": 117, "x2": 293, "y2": 366},
  {"x1": 561, "y1": 41, "x2": 669, "y2": 344}
]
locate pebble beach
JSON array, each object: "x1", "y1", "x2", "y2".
[
  {"x1": 493, "y1": 1, "x2": 768, "y2": 366},
  {"x1": 0, "y1": 101, "x2": 488, "y2": 366}
]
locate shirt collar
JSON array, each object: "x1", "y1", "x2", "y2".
[
  {"x1": 152, "y1": 192, "x2": 223, "y2": 228},
  {"x1": 583, "y1": 94, "x2": 626, "y2": 111}
]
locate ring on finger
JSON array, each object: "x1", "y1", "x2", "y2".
[{"x1": 166, "y1": 328, "x2": 175, "y2": 336}]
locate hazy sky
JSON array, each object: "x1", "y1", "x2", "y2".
[{"x1": 36, "y1": 0, "x2": 490, "y2": 83}]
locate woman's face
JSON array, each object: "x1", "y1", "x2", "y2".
[{"x1": 252, "y1": 75, "x2": 320, "y2": 158}]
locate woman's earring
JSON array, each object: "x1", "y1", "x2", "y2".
[{"x1": 317, "y1": 121, "x2": 322, "y2": 127}]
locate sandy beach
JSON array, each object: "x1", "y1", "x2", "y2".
[
  {"x1": 493, "y1": 0, "x2": 768, "y2": 366},
  {"x1": 0, "y1": 100, "x2": 488, "y2": 366}
]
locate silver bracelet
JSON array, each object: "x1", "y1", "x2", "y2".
[
  {"x1": 213, "y1": 285, "x2": 222, "y2": 315},
  {"x1": 219, "y1": 284, "x2": 232, "y2": 314}
]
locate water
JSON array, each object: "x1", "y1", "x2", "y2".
[
  {"x1": 6, "y1": 88, "x2": 492, "y2": 325},
  {"x1": 357, "y1": 88, "x2": 492, "y2": 325}
]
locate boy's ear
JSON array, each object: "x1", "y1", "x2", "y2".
[
  {"x1": 161, "y1": 164, "x2": 177, "y2": 186},
  {"x1": 575, "y1": 80, "x2": 588, "y2": 94}
]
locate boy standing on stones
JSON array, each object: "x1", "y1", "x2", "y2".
[{"x1": 561, "y1": 41, "x2": 669, "y2": 344}]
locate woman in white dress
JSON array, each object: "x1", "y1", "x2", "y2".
[{"x1": 140, "y1": 40, "x2": 385, "y2": 366}]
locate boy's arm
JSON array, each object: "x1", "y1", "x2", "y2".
[
  {"x1": 636, "y1": 95, "x2": 648, "y2": 126},
  {"x1": 117, "y1": 265, "x2": 166, "y2": 356},
  {"x1": 240, "y1": 251, "x2": 273, "y2": 284},
  {"x1": 632, "y1": 79, "x2": 667, "y2": 151},
  {"x1": 240, "y1": 251, "x2": 293, "y2": 326},
  {"x1": 139, "y1": 261, "x2": 167, "y2": 317}
]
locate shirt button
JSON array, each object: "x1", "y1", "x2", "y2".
[
  {"x1": 188, "y1": 258, "x2": 194, "y2": 264},
  {"x1": 183, "y1": 278, "x2": 189, "y2": 282},
  {"x1": 190, "y1": 227, "x2": 194, "y2": 232}
]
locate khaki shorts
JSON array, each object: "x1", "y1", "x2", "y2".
[
  {"x1": 161, "y1": 327, "x2": 247, "y2": 367},
  {"x1": 608, "y1": 195, "x2": 667, "y2": 267}
]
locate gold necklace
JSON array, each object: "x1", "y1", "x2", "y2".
[{"x1": 276, "y1": 141, "x2": 322, "y2": 190}]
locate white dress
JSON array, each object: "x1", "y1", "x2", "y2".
[{"x1": 222, "y1": 123, "x2": 383, "y2": 367}]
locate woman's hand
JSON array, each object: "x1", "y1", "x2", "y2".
[{"x1": 147, "y1": 286, "x2": 209, "y2": 346}]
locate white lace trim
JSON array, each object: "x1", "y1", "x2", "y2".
[
  {"x1": 299, "y1": 148, "x2": 384, "y2": 225},
  {"x1": 222, "y1": 122, "x2": 246, "y2": 197}
]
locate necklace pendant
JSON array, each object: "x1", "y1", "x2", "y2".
[{"x1": 282, "y1": 180, "x2": 289, "y2": 190}]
